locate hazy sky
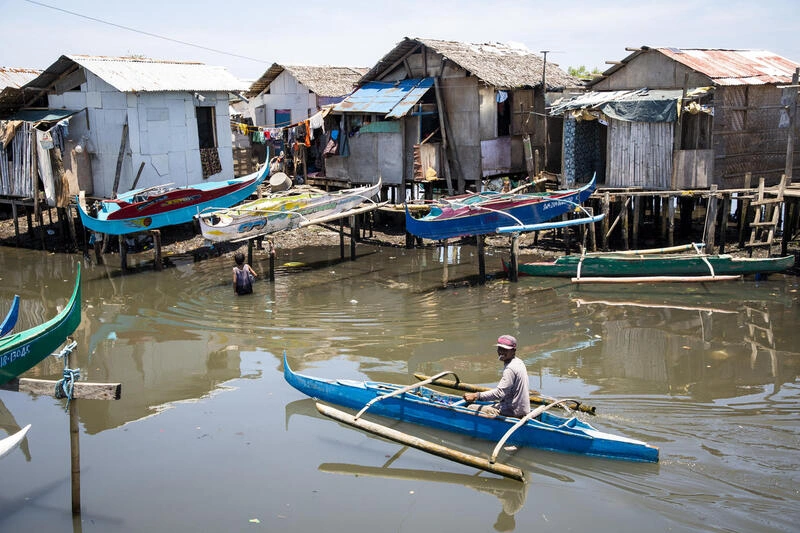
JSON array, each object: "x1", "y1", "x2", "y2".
[{"x1": 3, "y1": 0, "x2": 798, "y2": 81}]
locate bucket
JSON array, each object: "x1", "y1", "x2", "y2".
[{"x1": 269, "y1": 172, "x2": 291, "y2": 192}]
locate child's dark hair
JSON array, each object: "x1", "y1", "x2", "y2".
[{"x1": 234, "y1": 252, "x2": 245, "y2": 266}]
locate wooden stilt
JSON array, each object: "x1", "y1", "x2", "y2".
[
  {"x1": 442, "y1": 239, "x2": 449, "y2": 287},
  {"x1": 739, "y1": 172, "x2": 753, "y2": 247},
  {"x1": 339, "y1": 218, "x2": 345, "y2": 259},
  {"x1": 119, "y1": 235, "x2": 127, "y2": 272},
  {"x1": 152, "y1": 230, "x2": 162, "y2": 271},
  {"x1": 247, "y1": 238, "x2": 254, "y2": 265},
  {"x1": 719, "y1": 193, "x2": 730, "y2": 254},
  {"x1": 349, "y1": 215, "x2": 356, "y2": 260},
  {"x1": 668, "y1": 196, "x2": 675, "y2": 247},
  {"x1": 632, "y1": 195, "x2": 641, "y2": 249},
  {"x1": 509, "y1": 234, "x2": 519, "y2": 283},
  {"x1": 477, "y1": 235, "x2": 486, "y2": 284},
  {"x1": 621, "y1": 196, "x2": 629, "y2": 250},
  {"x1": 267, "y1": 238, "x2": 275, "y2": 281},
  {"x1": 11, "y1": 200, "x2": 20, "y2": 246},
  {"x1": 601, "y1": 192, "x2": 610, "y2": 250},
  {"x1": 704, "y1": 185, "x2": 719, "y2": 252}
]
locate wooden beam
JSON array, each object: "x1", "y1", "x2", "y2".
[{"x1": 1, "y1": 378, "x2": 122, "y2": 400}]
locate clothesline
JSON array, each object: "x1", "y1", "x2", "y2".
[{"x1": 230, "y1": 108, "x2": 327, "y2": 135}]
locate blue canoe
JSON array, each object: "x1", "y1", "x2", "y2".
[
  {"x1": 1, "y1": 295, "x2": 20, "y2": 337},
  {"x1": 283, "y1": 353, "x2": 658, "y2": 464},
  {"x1": 405, "y1": 175, "x2": 596, "y2": 240},
  {"x1": 76, "y1": 164, "x2": 268, "y2": 235}
]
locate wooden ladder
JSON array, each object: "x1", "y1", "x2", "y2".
[{"x1": 745, "y1": 175, "x2": 786, "y2": 256}]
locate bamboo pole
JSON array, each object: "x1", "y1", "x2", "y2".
[
  {"x1": 316, "y1": 403, "x2": 524, "y2": 482},
  {"x1": 413, "y1": 374, "x2": 596, "y2": 415},
  {"x1": 571, "y1": 274, "x2": 741, "y2": 284}
]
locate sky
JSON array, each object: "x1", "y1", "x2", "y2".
[{"x1": 2, "y1": 0, "x2": 799, "y2": 82}]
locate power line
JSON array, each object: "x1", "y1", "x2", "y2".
[{"x1": 24, "y1": 0, "x2": 268, "y2": 64}]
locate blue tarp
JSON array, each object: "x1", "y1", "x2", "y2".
[
  {"x1": 6, "y1": 108, "x2": 82, "y2": 123},
  {"x1": 332, "y1": 78, "x2": 434, "y2": 118},
  {"x1": 551, "y1": 89, "x2": 683, "y2": 123}
]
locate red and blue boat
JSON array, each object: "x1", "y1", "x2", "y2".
[
  {"x1": 76, "y1": 165, "x2": 268, "y2": 235},
  {"x1": 405, "y1": 175, "x2": 596, "y2": 240}
]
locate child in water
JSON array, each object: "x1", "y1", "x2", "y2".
[{"x1": 232, "y1": 252, "x2": 258, "y2": 295}]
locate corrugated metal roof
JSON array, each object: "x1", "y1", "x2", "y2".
[
  {"x1": 361, "y1": 37, "x2": 581, "y2": 90},
  {"x1": 246, "y1": 64, "x2": 367, "y2": 99},
  {"x1": 594, "y1": 47, "x2": 800, "y2": 87},
  {"x1": 0, "y1": 67, "x2": 41, "y2": 90},
  {"x1": 25, "y1": 55, "x2": 247, "y2": 93},
  {"x1": 331, "y1": 78, "x2": 434, "y2": 117},
  {"x1": 5, "y1": 108, "x2": 82, "y2": 123}
]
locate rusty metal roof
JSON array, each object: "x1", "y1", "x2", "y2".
[
  {"x1": 361, "y1": 37, "x2": 581, "y2": 90},
  {"x1": 24, "y1": 55, "x2": 247, "y2": 93},
  {"x1": 246, "y1": 64, "x2": 367, "y2": 99},
  {"x1": 332, "y1": 78, "x2": 434, "y2": 117},
  {"x1": 596, "y1": 47, "x2": 800, "y2": 87},
  {"x1": 0, "y1": 67, "x2": 42, "y2": 90}
]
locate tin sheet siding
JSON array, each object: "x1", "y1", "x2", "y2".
[{"x1": 607, "y1": 120, "x2": 673, "y2": 189}]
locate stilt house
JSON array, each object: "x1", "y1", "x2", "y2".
[
  {"x1": 553, "y1": 47, "x2": 800, "y2": 190},
  {"x1": 325, "y1": 37, "x2": 580, "y2": 197},
  {"x1": 6, "y1": 55, "x2": 247, "y2": 200}
]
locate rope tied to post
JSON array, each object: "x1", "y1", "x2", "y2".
[
  {"x1": 53, "y1": 339, "x2": 80, "y2": 410},
  {"x1": 55, "y1": 367, "x2": 81, "y2": 410}
]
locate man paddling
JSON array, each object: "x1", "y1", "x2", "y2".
[{"x1": 463, "y1": 335, "x2": 531, "y2": 418}]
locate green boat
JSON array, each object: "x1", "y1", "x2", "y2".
[
  {"x1": 506, "y1": 249, "x2": 795, "y2": 278},
  {"x1": 0, "y1": 264, "x2": 82, "y2": 385}
]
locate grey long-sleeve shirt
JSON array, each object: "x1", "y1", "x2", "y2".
[{"x1": 477, "y1": 357, "x2": 531, "y2": 417}]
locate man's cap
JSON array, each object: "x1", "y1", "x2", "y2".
[{"x1": 496, "y1": 335, "x2": 517, "y2": 349}]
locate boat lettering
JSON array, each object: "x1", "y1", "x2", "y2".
[
  {"x1": 238, "y1": 220, "x2": 267, "y2": 233},
  {"x1": 0, "y1": 343, "x2": 31, "y2": 368}
]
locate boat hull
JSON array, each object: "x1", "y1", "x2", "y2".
[
  {"x1": 283, "y1": 354, "x2": 658, "y2": 463},
  {"x1": 0, "y1": 265, "x2": 81, "y2": 385},
  {"x1": 77, "y1": 166, "x2": 268, "y2": 235},
  {"x1": 405, "y1": 176, "x2": 596, "y2": 240},
  {"x1": 511, "y1": 254, "x2": 795, "y2": 277}
]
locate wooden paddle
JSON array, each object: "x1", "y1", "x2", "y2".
[{"x1": 413, "y1": 373, "x2": 596, "y2": 415}]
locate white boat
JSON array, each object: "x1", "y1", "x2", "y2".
[{"x1": 198, "y1": 180, "x2": 381, "y2": 243}]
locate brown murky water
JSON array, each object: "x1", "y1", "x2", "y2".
[{"x1": 1, "y1": 244, "x2": 798, "y2": 532}]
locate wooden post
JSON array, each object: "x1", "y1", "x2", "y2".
[
  {"x1": 668, "y1": 195, "x2": 676, "y2": 247},
  {"x1": 152, "y1": 230, "x2": 162, "y2": 271},
  {"x1": 442, "y1": 239, "x2": 449, "y2": 287},
  {"x1": 93, "y1": 234, "x2": 104, "y2": 265},
  {"x1": 509, "y1": 234, "x2": 519, "y2": 282},
  {"x1": 601, "y1": 191, "x2": 610, "y2": 250},
  {"x1": 632, "y1": 196, "x2": 641, "y2": 249},
  {"x1": 247, "y1": 239, "x2": 254, "y2": 265},
  {"x1": 621, "y1": 196, "x2": 629, "y2": 250},
  {"x1": 70, "y1": 400, "x2": 81, "y2": 514},
  {"x1": 119, "y1": 235, "x2": 128, "y2": 272},
  {"x1": 11, "y1": 200, "x2": 20, "y2": 246},
  {"x1": 719, "y1": 193, "x2": 730, "y2": 254},
  {"x1": 267, "y1": 238, "x2": 275, "y2": 281},
  {"x1": 349, "y1": 215, "x2": 356, "y2": 260},
  {"x1": 705, "y1": 185, "x2": 718, "y2": 252},
  {"x1": 782, "y1": 198, "x2": 797, "y2": 256},
  {"x1": 739, "y1": 172, "x2": 753, "y2": 247},
  {"x1": 477, "y1": 235, "x2": 486, "y2": 284},
  {"x1": 112, "y1": 119, "x2": 129, "y2": 198},
  {"x1": 783, "y1": 68, "x2": 798, "y2": 186},
  {"x1": 339, "y1": 218, "x2": 346, "y2": 259}
]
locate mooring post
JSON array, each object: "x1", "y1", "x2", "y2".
[{"x1": 70, "y1": 399, "x2": 81, "y2": 514}]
